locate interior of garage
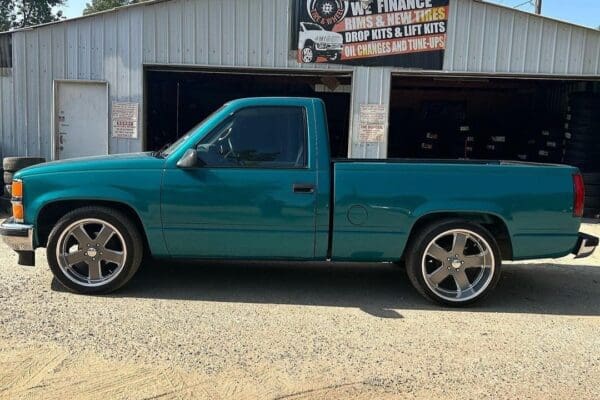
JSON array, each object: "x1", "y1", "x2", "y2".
[
  {"x1": 145, "y1": 69, "x2": 352, "y2": 158},
  {"x1": 387, "y1": 75, "x2": 600, "y2": 217}
]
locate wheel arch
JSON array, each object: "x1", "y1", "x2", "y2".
[
  {"x1": 303, "y1": 39, "x2": 315, "y2": 48},
  {"x1": 36, "y1": 200, "x2": 149, "y2": 252},
  {"x1": 404, "y1": 212, "x2": 513, "y2": 261}
]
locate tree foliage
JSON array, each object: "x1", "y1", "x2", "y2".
[
  {"x1": 0, "y1": 0, "x2": 16, "y2": 32},
  {"x1": 83, "y1": 0, "x2": 128, "y2": 16},
  {"x1": 1, "y1": 0, "x2": 65, "y2": 30}
]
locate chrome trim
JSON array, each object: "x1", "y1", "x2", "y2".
[
  {"x1": 574, "y1": 233, "x2": 598, "y2": 259},
  {"x1": 0, "y1": 219, "x2": 34, "y2": 251}
]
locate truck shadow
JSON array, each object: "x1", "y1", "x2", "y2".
[{"x1": 62, "y1": 259, "x2": 599, "y2": 318}]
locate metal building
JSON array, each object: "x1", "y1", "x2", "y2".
[{"x1": 0, "y1": 0, "x2": 598, "y2": 162}]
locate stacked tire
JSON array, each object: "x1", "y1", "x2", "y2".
[
  {"x1": 563, "y1": 93, "x2": 600, "y2": 171},
  {"x1": 535, "y1": 129, "x2": 566, "y2": 164},
  {"x1": 418, "y1": 130, "x2": 444, "y2": 158},
  {"x1": 583, "y1": 173, "x2": 600, "y2": 219},
  {"x1": 2, "y1": 157, "x2": 46, "y2": 211},
  {"x1": 452, "y1": 125, "x2": 476, "y2": 159},
  {"x1": 563, "y1": 92, "x2": 600, "y2": 218},
  {"x1": 482, "y1": 135, "x2": 508, "y2": 159}
]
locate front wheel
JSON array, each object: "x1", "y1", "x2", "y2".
[
  {"x1": 301, "y1": 45, "x2": 316, "y2": 63},
  {"x1": 47, "y1": 206, "x2": 143, "y2": 294},
  {"x1": 405, "y1": 220, "x2": 502, "y2": 306}
]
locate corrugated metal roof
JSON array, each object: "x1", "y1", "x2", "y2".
[{"x1": 4, "y1": 0, "x2": 600, "y2": 36}]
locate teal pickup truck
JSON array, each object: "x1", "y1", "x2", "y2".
[{"x1": 1, "y1": 97, "x2": 597, "y2": 306}]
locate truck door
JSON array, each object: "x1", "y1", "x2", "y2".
[{"x1": 161, "y1": 106, "x2": 317, "y2": 259}]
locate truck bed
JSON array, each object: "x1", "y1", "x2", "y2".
[{"x1": 330, "y1": 159, "x2": 580, "y2": 262}]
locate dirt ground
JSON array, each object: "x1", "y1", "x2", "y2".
[{"x1": 0, "y1": 223, "x2": 599, "y2": 400}]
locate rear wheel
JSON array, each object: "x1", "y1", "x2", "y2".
[
  {"x1": 47, "y1": 206, "x2": 143, "y2": 294},
  {"x1": 328, "y1": 52, "x2": 340, "y2": 62},
  {"x1": 405, "y1": 220, "x2": 502, "y2": 306}
]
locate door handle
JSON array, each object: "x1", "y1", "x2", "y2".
[{"x1": 293, "y1": 183, "x2": 315, "y2": 194}]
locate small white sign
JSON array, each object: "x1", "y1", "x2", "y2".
[
  {"x1": 112, "y1": 102, "x2": 139, "y2": 139},
  {"x1": 359, "y1": 104, "x2": 387, "y2": 143}
]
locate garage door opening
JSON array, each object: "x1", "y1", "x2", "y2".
[
  {"x1": 388, "y1": 75, "x2": 600, "y2": 217},
  {"x1": 145, "y1": 69, "x2": 352, "y2": 158}
]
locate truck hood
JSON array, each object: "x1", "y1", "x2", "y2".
[{"x1": 15, "y1": 152, "x2": 165, "y2": 178}]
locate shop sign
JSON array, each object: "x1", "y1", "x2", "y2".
[
  {"x1": 359, "y1": 104, "x2": 387, "y2": 142},
  {"x1": 294, "y1": 0, "x2": 449, "y2": 69},
  {"x1": 111, "y1": 102, "x2": 138, "y2": 139}
]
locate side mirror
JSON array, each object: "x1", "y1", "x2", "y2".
[{"x1": 177, "y1": 148, "x2": 200, "y2": 168}]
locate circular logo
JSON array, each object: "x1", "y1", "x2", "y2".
[
  {"x1": 86, "y1": 247, "x2": 98, "y2": 258},
  {"x1": 307, "y1": 0, "x2": 349, "y2": 28}
]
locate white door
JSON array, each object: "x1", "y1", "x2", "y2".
[{"x1": 54, "y1": 80, "x2": 108, "y2": 160}]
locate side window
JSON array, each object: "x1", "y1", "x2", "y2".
[{"x1": 197, "y1": 106, "x2": 307, "y2": 168}]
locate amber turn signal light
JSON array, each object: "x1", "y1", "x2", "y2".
[
  {"x1": 12, "y1": 203, "x2": 24, "y2": 222},
  {"x1": 12, "y1": 180, "x2": 23, "y2": 198}
]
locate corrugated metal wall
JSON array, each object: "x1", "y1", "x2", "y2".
[
  {"x1": 1, "y1": 0, "x2": 599, "y2": 161},
  {"x1": 444, "y1": 0, "x2": 600, "y2": 75},
  {"x1": 9, "y1": 7, "x2": 146, "y2": 159},
  {"x1": 0, "y1": 73, "x2": 16, "y2": 159},
  {"x1": 139, "y1": 0, "x2": 389, "y2": 158}
]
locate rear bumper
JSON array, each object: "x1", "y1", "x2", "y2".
[{"x1": 572, "y1": 232, "x2": 599, "y2": 259}]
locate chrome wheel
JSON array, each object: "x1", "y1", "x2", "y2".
[
  {"x1": 56, "y1": 218, "x2": 127, "y2": 288},
  {"x1": 421, "y1": 229, "x2": 495, "y2": 302},
  {"x1": 302, "y1": 47, "x2": 314, "y2": 63}
]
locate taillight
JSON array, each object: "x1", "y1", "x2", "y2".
[{"x1": 573, "y1": 173, "x2": 585, "y2": 218}]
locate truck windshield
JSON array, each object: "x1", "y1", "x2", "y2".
[
  {"x1": 159, "y1": 106, "x2": 226, "y2": 157},
  {"x1": 304, "y1": 23, "x2": 324, "y2": 31}
]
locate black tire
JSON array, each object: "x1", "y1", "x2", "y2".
[
  {"x1": 47, "y1": 206, "x2": 144, "y2": 294},
  {"x1": 3, "y1": 171, "x2": 13, "y2": 185},
  {"x1": 583, "y1": 173, "x2": 600, "y2": 185},
  {"x1": 585, "y1": 185, "x2": 600, "y2": 197},
  {"x1": 405, "y1": 219, "x2": 502, "y2": 307},
  {"x1": 567, "y1": 132, "x2": 598, "y2": 142},
  {"x1": 586, "y1": 197, "x2": 600, "y2": 209},
  {"x1": 300, "y1": 44, "x2": 316, "y2": 63},
  {"x1": 564, "y1": 148, "x2": 600, "y2": 160},
  {"x1": 583, "y1": 208, "x2": 600, "y2": 219},
  {"x1": 2, "y1": 157, "x2": 46, "y2": 172},
  {"x1": 565, "y1": 139, "x2": 600, "y2": 150}
]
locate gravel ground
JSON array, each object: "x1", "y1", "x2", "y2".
[{"x1": 0, "y1": 223, "x2": 599, "y2": 399}]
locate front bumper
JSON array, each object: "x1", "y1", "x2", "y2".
[
  {"x1": 1, "y1": 218, "x2": 34, "y2": 251},
  {"x1": 0, "y1": 218, "x2": 35, "y2": 266},
  {"x1": 572, "y1": 232, "x2": 599, "y2": 259},
  {"x1": 315, "y1": 43, "x2": 342, "y2": 51}
]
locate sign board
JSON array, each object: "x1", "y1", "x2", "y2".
[
  {"x1": 111, "y1": 102, "x2": 138, "y2": 139},
  {"x1": 359, "y1": 104, "x2": 387, "y2": 142},
  {"x1": 294, "y1": 0, "x2": 449, "y2": 68}
]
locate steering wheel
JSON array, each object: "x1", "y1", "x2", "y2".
[{"x1": 216, "y1": 127, "x2": 236, "y2": 162}]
